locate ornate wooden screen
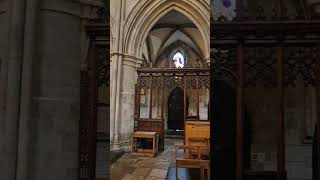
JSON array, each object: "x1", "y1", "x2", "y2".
[
  {"x1": 134, "y1": 68, "x2": 210, "y2": 151},
  {"x1": 211, "y1": 0, "x2": 320, "y2": 179},
  {"x1": 79, "y1": 7, "x2": 109, "y2": 180}
]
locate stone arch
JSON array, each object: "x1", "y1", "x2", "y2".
[{"x1": 123, "y1": 0, "x2": 210, "y2": 61}]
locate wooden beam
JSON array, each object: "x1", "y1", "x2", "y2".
[
  {"x1": 137, "y1": 79, "x2": 141, "y2": 119},
  {"x1": 184, "y1": 74, "x2": 187, "y2": 144},
  {"x1": 149, "y1": 74, "x2": 153, "y2": 119},
  {"x1": 87, "y1": 42, "x2": 98, "y2": 179},
  {"x1": 276, "y1": 44, "x2": 286, "y2": 180},
  {"x1": 161, "y1": 73, "x2": 164, "y2": 120},
  {"x1": 161, "y1": 73, "x2": 164, "y2": 150},
  {"x1": 197, "y1": 75, "x2": 200, "y2": 119},
  {"x1": 236, "y1": 41, "x2": 244, "y2": 180}
]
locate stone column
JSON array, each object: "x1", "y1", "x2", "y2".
[
  {"x1": 0, "y1": 1, "x2": 10, "y2": 124},
  {"x1": 115, "y1": 55, "x2": 142, "y2": 151},
  {"x1": 16, "y1": 0, "x2": 39, "y2": 179},
  {"x1": 110, "y1": 54, "x2": 117, "y2": 146},
  {"x1": 110, "y1": 0, "x2": 125, "y2": 150},
  {"x1": 3, "y1": 0, "x2": 26, "y2": 179},
  {"x1": 30, "y1": 1, "x2": 81, "y2": 179}
]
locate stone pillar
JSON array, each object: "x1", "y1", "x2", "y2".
[
  {"x1": 30, "y1": 1, "x2": 81, "y2": 179},
  {"x1": 16, "y1": 0, "x2": 39, "y2": 179},
  {"x1": 3, "y1": 0, "x2": 26, "y2": 179},
  {"x1": 115, "y1": 55, "x2": 142, "y2": 151},
  {"x1": 110, "y1": 0, "x2": 125, "y2": 150},
  {"x1": 110, "y1": 54, "x2": 116, "y2": 146},
  {"x1": 0, "y1": 1, "x2": 10, "y2": 123}
]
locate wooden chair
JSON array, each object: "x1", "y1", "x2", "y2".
[{"x1": 175, "y1": 145, "x2": 210, "y2": 180}]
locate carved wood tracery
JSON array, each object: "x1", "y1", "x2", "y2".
[
  {"x1": 211, "y1": 1, "x2": 320, "y2": 179},
  {"x1": 134, "y1": 68, "x2": 210, "y2": 151}
]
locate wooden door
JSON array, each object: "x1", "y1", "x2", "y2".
[
  {"x1": 168, "y1": 87, "x2": 185, "y2": 131},
  {"x1": 211, "y1": 80, "x2": 236, "y2": 180}
]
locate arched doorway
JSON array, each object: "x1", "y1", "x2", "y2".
[{"x1": 168, "y1": 87, "x2": 186, "y2": 131}]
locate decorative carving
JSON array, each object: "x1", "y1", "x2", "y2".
[
  {"x1": 284, "y1": 46, "x2": 320, "y2": 86},
  {"x1": 135, "y1": 68, "x2": 210, "y2": 151},
  {"x1": 139, "y1": 76, "x2": 152, "y2": 89},
  {"x1": 152, "y1": 76, "x2": 163, "y2": 88},
  {"x1": 245, "y1": 47, "x2": 277, "y2": 87},
  {"x1": 199, "y1": 76, "x2": 210, "y2": 89},
  {"x1": 97, "y1": 47, "x2": 109, "y2": 87},
  {"x1": 164, "y1": 76, "x2": 185, "y2": 89},
  {"x1": 211, "y1": 47, "x2": 238, "y2": 85},
  {"x1": 211, "y1": 0, "x2": 309, "y2": 22},
  {"x1": 186, "y1": 76, "x2": 197, "y2": 89}
]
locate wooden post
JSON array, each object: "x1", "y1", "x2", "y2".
[
  {"x1": 184, "y1": 74, "x2": 187, "y2": 144},
  {"x1": 236, "y1": 42, "x2": 244, "y2": 180},
  {"x1": 197, "y1": 75, "x2": 200, "y2": 120},
  {"x1": 276, "y1": 44, "x2": 286, "y2": 180},
  {"x1": 87, "y1": 42, "x2": 98, "y2": 179},
  {"x1": 161, "y1": 73, "x2": 164, "y2": 150},
  {"x1": 161, "y1": 73, "x2": 164, "y2": 119},
  {"x1": 137, "y1": 76, "x2": 141, "y2": 119},
  {"x1": 149, "y1": 73, "x2": 153, "y2": 119}
]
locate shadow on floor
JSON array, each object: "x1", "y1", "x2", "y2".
[{"x1": 167, "y1": 167, "x2": 202, "y2": 180}]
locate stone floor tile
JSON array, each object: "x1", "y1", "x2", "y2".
[
  {"x1": 132, "y1": 167, "x2": 152, "y2": 176},
  {"x1": 122, "y1": 174, "x2": 145, "y2": 180},
  {"x1": 145, "y1": 176, "x2": 166, "y2": 180},
  {"x1": 149, "y1": 169, "x2": 168, "y2": 179},
  {"x1": 133, "y1": 160, "x2": 156, "y2": 168},
  {"x1": 154, "y1": 162, "x2": 170, "y2": 170}
]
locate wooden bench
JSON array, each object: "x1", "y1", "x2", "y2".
[
  {"x1": 185, "y1": 121, "x2": 210, "y2": 159},
  {"x1": 187, "y1": 138, "x2": 210, "y2": 159},
  {"x1": 131, "y1": 131, "x2": 158, "y2": 157},
  {"x1": 175, "y1": 145, "x2": 210, "y2": 180}
]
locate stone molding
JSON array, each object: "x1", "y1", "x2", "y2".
[
  {"x1": 40, "y1": 0, "x2": 103, "y2": 19},
  {"x1": 123, "y1": 0, "x2": 210, "y2": 59},
  {"x1": 111, "y1": 52, "x2": 143, "y2": 68}
]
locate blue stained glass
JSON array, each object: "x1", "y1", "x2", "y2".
[{"x1": 222, "y1": 0, "x2": 232, "y2": 8}]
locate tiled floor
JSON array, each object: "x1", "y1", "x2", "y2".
[{"x1": 111, "y1": 138, "x2": 201, "y2": 180}]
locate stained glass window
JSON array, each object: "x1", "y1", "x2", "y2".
[{"x1": 173, "y1": 52, "x2": 185, "y2": 68}]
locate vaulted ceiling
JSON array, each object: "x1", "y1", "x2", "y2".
[{"x1": 142, "y1": 10, "x2": 206, "y2": 66}]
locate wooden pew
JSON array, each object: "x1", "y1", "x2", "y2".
[
  {"x1": 175, "y1": 145, "x2": 210, "y2": 180},
  {"x1": 185, "y1": 120, "x2": 210, "y2": 157}
]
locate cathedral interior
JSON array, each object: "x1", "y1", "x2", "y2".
[{"x1": 0, "y1": 0, "x2": 320, "y2": 180}]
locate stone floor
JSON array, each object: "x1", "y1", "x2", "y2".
[{"x1": 111, "y1": 138, "x2": 201, "y2": 180}]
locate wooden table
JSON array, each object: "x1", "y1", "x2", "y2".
[{"x1": 131, "y1": 131, "x2": 158, "y2": 157}]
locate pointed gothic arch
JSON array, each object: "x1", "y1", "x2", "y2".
[{"x1": 123, "y1": 0, "x2": 210, "y2": 60}]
